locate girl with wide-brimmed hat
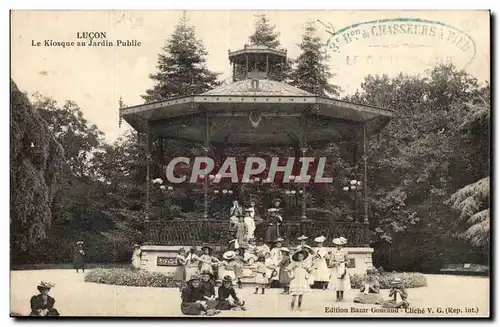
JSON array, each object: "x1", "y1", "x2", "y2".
[
  {"x1": 185, "y1": 246, "x2": 200, "y2": 282},
  {"x1": 312, "y1": 236, "x2": 330, "y2": 290},
  {"x1": 327, "y1": 237, "x2": 351, "y2": 301},
  {"x1": 286, "y1": 249, "x2": 312, "y2": 311},
  {"x1": 29, "y1": 281, "x2": 60, "y2": 316},
  {"x1": 219, "y1": 251, "x2": 237, "y2": 286},
  {"x1": 278, "y1": 247, "x2": 292, "y2": 294},
  {"x1": 254, "y1": 253, "x2": 269, "y2": 294},
  {"x1": 73, "y1": 241, "x2": 86, "y2": 274},
  {"x1": 269, "y1": 238, "x2": 284, "y2": 280}
]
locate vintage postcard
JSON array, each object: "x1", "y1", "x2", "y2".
[{"x1": 10, "y1": 10, "x2": 490, "y2": 318}]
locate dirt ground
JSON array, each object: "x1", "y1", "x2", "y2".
[{"x1": 10, "y1": 269, "x2": 490, "y2": 317}]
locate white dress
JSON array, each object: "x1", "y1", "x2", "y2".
[
  {"x1": 254, "y1": 262, "x2": 268, "y2": 285},
  {"x1": 131, "y1": 249, "x2": 142, "y2": 269},
  {"x1": 312, "y1": 247, "x2": 330, "y2": 282},
  {"x1": 328, "y1": 249, "x2": 352, "y2": 291},
  {"x1": 287, "y1": 262, "x2": 311, "y2": 295},
  {"x1": 185, "y1": 252, "x2": 200, "y2": 281},
  {"x1": 244, "y1": 216, "x2": 256, "y2": 240},
  {"x1": 269, "y1": 248, "x2": 283, "y2": 280}
]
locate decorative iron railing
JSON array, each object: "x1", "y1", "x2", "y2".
[{"x1": 146, "y1": 220, "x2": 367, "y2": 247}]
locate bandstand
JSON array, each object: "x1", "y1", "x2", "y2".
[{"x1": 119, "y1": 44, "x2": 394, "y2": 275}]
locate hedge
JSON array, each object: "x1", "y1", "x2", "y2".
[
  {"x1": 85, "y1": 268, "x2": 178, "y2": 288},
  {"x1": 86, "y1": 268, "x2": 427, "y2": 289},
  {"x1": 350, "y1": 272, "x2": 427, "y2": 289}
]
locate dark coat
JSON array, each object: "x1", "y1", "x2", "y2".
[
  {"x1": 73, "y1": 249, "x2": 86, "y2": 269},
  {"x1": 29, "y1": 294, "x2": 59, "y2": 316},
  {"x1": 200, "y1": 280, "x2": 216, "y2": 298},
  {"x1": 278, "y1": 256, "x2": 292, "y2": 285}
]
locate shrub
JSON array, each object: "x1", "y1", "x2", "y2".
[
  {"x1": 350, "y1": 271, "x2": 427, "y2": 289},
  {"x1": 85, "y1": 268, "x2": 178, "y2": 288}
]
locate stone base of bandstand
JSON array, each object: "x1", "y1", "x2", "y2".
[{"x1": 140, "y1": 245, "x2": 374, "y2": 283}]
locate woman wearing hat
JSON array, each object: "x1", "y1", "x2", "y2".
[
  {"x1": 327, "y1": 237, "x2": 352, "y2": 301},
  {"x1": 353, "y1": 269, "x2": 383, "y2": 305},
  {"x1": 264, "y1": 208, "x2": 281, "y2": 244},
  {"x1": 73, "y1": 241, "x2": 86, "y2": 274},
  {"x1": 173, "y1": 248, "x2": 187, "y2": 291},
  {"x1": 131, "y1": 244, "x2": 142, "y2": 271},
  {"x1": 312, "y1": 236, "x2": 330, "y2": 290},
  {"x1": 185, "y1": 246, "x2": 200, "y2": 282},
  {"x1": 244, "y1": 208, "x2": 256, "y2": 241},
  {"x1": 278, "y1": 248, "x2": 292, "y2": 294},
  {"x1": 229, "y1": 200, "x2": 243, "y2": 226},
  {"x1": 29, "y1": 282, "x2": 60, "y2": 316},
  {"x1": 198, "y1": 245, "x2": 220, "y2": 275},
  {"x1": 382, "y1": 277, "x2": 410, "y2": 309},
  {"x1": 286, "y1": 249, "x2": 312, "y2": 310},
  {"x1": 180, "y1": 275, "x2": 216, "y2": 316}
]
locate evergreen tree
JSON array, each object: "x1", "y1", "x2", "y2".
[
  {"x1": 289, "y1": 21, "x2": 341, "y2": 97},
  {"x1": 248, "y1": 14, "x2": 281, "y2": 49},
  {"x1": 142, "y1": 16, "x2": 220, "y2": 103}
]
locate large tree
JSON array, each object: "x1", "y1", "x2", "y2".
[
  {"x1": 248, "y1": 14, "x2": 281, "y2": 49},
  {"x1": 142, "y1": 15, "x2": 220, "y2": 103},
  {"x1": 289, "y1": 20, "x2": 341, "y2": 97},
  {"x1": 10, "y1": 80, "x2": 64, "y2": 262}
]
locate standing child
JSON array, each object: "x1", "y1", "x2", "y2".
[
  {"x1": 278, "y1": 248, "x2": 292, "y2": 294},
  {"x1": 173, "y1": 248, "x2": 187, "y2": 291},
  {"x1": 254, "y1": 254, "x2": 268, "y2": 294},
  {"x1": 219, "y1": 251, "x2": 237, "y2": 286},
  {"x1": 312, "y1": 236, "x2": 330, "y2": 290},
  {"x1": 327, "y1": 237, "x2": 351, "y2": 302},
  {"x1": 185, "y1": 246, "x2": 200, "y2": 282},
  {"x1": 286, "y1": 249, "x2": 312, "y2": 311},
  {"x1": 264, "y1": 252, "x2": 277, "y2": 293},
  {"x1": 198, "y1": 245, "x2": 220, "y2": 275}
]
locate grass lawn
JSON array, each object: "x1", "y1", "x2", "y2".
[{"x1": 10, "y1": 269, "x2": 489, "y2": 317}]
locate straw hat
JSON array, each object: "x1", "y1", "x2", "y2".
[
  {"x1": 273, "y1": 237, "x2": 284, "y2": 243},
  {"x1": 332, "y1": 237, "x2": 347, "y2": 246},
  {"x1": 133, "y1": 243, "x2": 140, "y2": 248},
  {"x1": 297, "y1": 235, "x2": 308, "y2": 241},
  {"x1": 267, "y1": 208, "x2": 279, "y2": 213},
  {"x1": 314, "y1": 235, "x2": 326, "y2": 243},
  {"x1": 200, "y1": 270, "x2": 213, "y2": 277},
  {"x1": 201, "y1": 244, "x2": 212, "y2": 252},
  {"x1": 280, "y1": 247, "x2": 290, "y2": 253},
  {"x1": 222, "y1": 275, "x2": 233, "y2": 283},
  {"x1": 223, "y1": 251, "x2": 236, "y2": 260},
  {"x1": 37, "y1": 281, "x2": 55, "y2": 291},
  {"x1": 76, "y1": 241, "x2": 84, "y2": 245},
  {"x1": 291, "y1": 249, "x2": 309, "y2": 262},
  {"x1": 390, "y1": 277, "x2": 403, "y2": 285}
]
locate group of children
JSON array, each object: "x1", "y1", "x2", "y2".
[{"x1": 174, "y1": 234, "x2": 359, "y2": 313}]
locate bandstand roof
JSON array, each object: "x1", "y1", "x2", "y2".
[{"x1": 120, "y1": 45, "x2": 394, "y2": 146}]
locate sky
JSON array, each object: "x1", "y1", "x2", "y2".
[{"x1": 11, "y1": 10, "x2": 490, "y2": 142}]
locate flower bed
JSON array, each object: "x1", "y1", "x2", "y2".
[
  {"x1": 85, "y1": 268, "x2": 177, "y2": 288},
  {"x1": 350, "y1": 272, "x2": 427, "y2": 289}
]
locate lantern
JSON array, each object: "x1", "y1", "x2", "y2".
[
  {"x1": 350, "y1": 180, "x2": 357, "y2": 185},
  {"x1": 343, "y1": 186, "x2": 349, "y2": 191}
]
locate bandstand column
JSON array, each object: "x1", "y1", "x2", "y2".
[
  {"x1": 363, "y1": 124, "x2": 369, "y2": 246},
  {"x1": 203, "y1": 110, "x2": 209, "y2": 219},
  {"x1": 300, "y1": 114, "x2": 307, "y2": 220},
  {"x1": 145, "y1": 123, "x2": 151, "y2": 222}
]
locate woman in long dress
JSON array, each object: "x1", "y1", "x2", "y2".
[
  {"x1": 229, "y1": 200, "x2": 243, "y2": 226},
  {"x1": 286, "y1": 249, "x2": 312, "y2": 311},
  {"x1": 73, "y1": 241, "x2": 86, "y2": 274},
  {"x1": 327, "y1": 237, "x2": 351, "y2": 302},
  {"x1": 312, "y1": 236, "x2": 330, "y2": 290},
  {"x1": 173, "y1": 248, "x2": 187, "y2": 291},
  {"x1": 264, "y1": 209, "x2": 280, "y2": 244},
  {"x1": 244, "y1": 208, "x2": 256, "y2": 241},
  {"x1": 131, "y1": 244, "x2": 142, "y2": 270},
  {"x1": 185, "y1": 246, "x2": 200, "y2": 282}
]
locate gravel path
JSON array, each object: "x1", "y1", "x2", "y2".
[{"x1": 10, "y1": 269, "x2": 489, "y2": 317}]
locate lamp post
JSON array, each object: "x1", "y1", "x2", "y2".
[
  {"x1": 152, "y1": 178, "x2": 175, "y2": 219},
  {"x1": 282, "y1": 175, "x2": 306, "y2": 220},
  {"x1": 342, "y1": 179, "x2": 362, "y2": 221}
]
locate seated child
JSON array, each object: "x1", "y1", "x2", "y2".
[
  {"x1": 382, "y1": 277, "x2": 410, "y2": 309},
  {"x1": 216, "y1": 275, "x2": 246, "y2": 310},
  {"x1": 353, "y1": 268, "x2": 383, "y2": 305}
]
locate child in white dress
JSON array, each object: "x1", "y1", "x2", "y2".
[{"x1": 286, "y1": 249, "x2": 312, "y2": 311}]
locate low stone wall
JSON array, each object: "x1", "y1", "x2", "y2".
[{"x1": 140, "y1": 245, "x2": 373, "y2": 280}]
